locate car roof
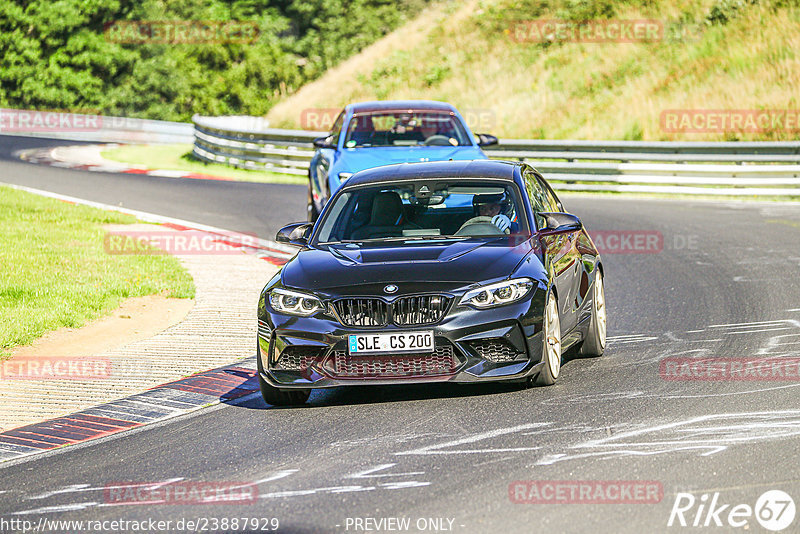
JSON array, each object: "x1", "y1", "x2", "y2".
[
  {"x1": 346, "y1": 100, "x2": 458, "y2": 114},
  {"x1": 343, "y1": 160, "x2": 522, "y2": 188}
]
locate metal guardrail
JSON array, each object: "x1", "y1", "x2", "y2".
[
  {"x1": 1, "y1": 109, "x2": 797, "y2": 195},
  {"x1": 192, "y1": 115, "x2": 318, "y2": 175},
  {"x1": 191, "y1": 115, "x2": 800, "y2": 196}
]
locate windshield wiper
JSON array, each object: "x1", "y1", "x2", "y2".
[{"x1": 323, "y1": 236, "x2": 466, "y2": 245}]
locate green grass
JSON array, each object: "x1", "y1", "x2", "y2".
[
  {"x1": 101, "y1": 144, "x2": 306, "y2": 185},
  {"x1": 0, "y1": 186, "x2": 195, "y2": 358}
]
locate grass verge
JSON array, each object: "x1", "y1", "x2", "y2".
[
  {"x1": 0, "y1": 186, "x2": 195, "y2": 359},
  {"x1": 101, "y1": 144, "x2": 306, "y2": 185}
]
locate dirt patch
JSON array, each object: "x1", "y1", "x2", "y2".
[{"x1": 11, "y1": 295, "x2": 194, "y2": 358}]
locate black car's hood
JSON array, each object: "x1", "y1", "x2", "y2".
[{"x1": 281, "y1": 237, "x2": 537, "y2": 293}]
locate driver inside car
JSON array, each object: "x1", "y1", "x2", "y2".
[{"x1": 473, "y1": 194, "x2": 516, "y2": 233}]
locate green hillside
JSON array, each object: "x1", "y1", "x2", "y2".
[{"x1": 266, "y1": 0, "x2": 800, "y2": 141}]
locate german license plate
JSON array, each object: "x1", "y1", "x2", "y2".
[{"x1": 348, "y1": 331, "x2": 434, "y2": 354}]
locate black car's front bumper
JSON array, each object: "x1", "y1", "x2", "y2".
[{"x1": 258, "y1": 288, "x2": 548, "y2": 389}]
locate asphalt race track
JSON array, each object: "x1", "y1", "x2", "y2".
[
  {"x1": 0, "y1": 136, "x2": 306, "y2": 239},
  {"x1": 2, "y1": 136, "x2": 800, "y2": 533}
]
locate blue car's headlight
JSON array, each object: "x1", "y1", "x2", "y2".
[
  {"x1": 268, "y1": 288, "x2": 323, "y2": 316},
  {"x1": 459, "y1": 278, "x2": 534, "y2": 309}
]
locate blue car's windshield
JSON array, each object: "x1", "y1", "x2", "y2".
[
  {"x1": 315, "y1": 181, "x2": 530, "y2": 244},
  {"x1": 343, "y1": 111, "x2": 471, "y2": 148}
]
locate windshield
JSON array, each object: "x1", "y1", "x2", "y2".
[
  {"x1": 343, "y1": 111, "x2": 471, "y2": 148},
  {"x1": 315, "y1": 181, "x2": 529, "y2": 244}
]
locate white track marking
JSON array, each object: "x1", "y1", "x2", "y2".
[
  {"x1": 259, "y1": 486, "x2": 376, "y2": 499},
  {"x1": 29, "y1": 484, "x2": 90, "y2": 500},
  {"x1": 12, "y1": 502, "x2": 97, "y2": 515},
  {"x1": 255, "y1": 469, "x2": 299, "y2": 483},
  {"x1": 537, "y1": 410, "x2": 800, "y2": 466},
  {"x1": 347, "y1": 464, "x2": 424, "y2": 479},
  {"x1": 658, "y1": 383, "x2": 800, "y2": 399},
  {"x1": 380, "y1": 481, "x2": 431, "y2": 490},
  {"x1": 395, "y1": 423, "x2": 548, "y2": 456},
  {"x1": 608, "y1": 337, "x2": 659, "y2": 344},
  {"x1": 146, "y1": 170, "x2": 190, "y2": 178},
  {"x1": 708, "y1": 320, "x2": 791, "y2": 328},
  {"x1": 724, "y1": 327, "x2": 794, "y2": 335},
  {"x1": 29, "y1": 478, "x2": 185, "y2": 501}
]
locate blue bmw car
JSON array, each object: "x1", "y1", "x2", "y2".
[{"x1": 306, "y1": 100, "x2": 498, "y2": 221}]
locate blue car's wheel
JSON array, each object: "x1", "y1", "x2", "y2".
[{"x1": 307, "y1": 178, "x2": 319, "y2": 222}]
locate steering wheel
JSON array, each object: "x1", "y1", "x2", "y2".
[
  {"x1": 455, "y1": 216, "x2": 505, "y2": 236},
  {"x1": 423, "y1": 135, "x2": 454, "y2": 146}
]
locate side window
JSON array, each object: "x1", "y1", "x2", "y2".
[
  {"x1": 523, "y1": 170, "x2": 548, "y2": 213},
  {"x1": 536, "y1": 174, "x2": 561, "y2": 212},
  {"x1": 328, "y1": 112, "x2": 344, "y2": 146}
]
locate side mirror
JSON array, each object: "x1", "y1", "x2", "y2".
[
  {"x1": 476, "y1": 133, "x2": 498, "y2": 147},
  {"x1": 313, "y1": 136, "x2": 336, "y2": 149},
  {"x1": 276, "y1": 222, "x2": 313, "y2": 246},
  {"x1": 538, "y1": 212, "x2": 582, "y2": 234}
]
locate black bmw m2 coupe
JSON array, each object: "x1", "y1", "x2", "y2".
[{"x1": 257, "y1": 160, "x2": 606, "y2": 405}]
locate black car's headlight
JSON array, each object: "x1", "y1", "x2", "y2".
[
  {"x1": 459, "y1": 278, "x2": 534, "y2": 309},
  {"x1": 268, "y1": 288, "x2": 323, "y2": 316}
]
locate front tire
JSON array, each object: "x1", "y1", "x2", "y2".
[
  {"x1": 579, "y1": 270, "x2": 606, "y2": 357},
  {"x1": 534, "y1": 291, "x2": 562, "y2": 386},
  {"x1": 257, "y1": 340, "x2": 311, "y2": 406},
  {"x1": 259, "y1": 374, "x2": 311, "y2": 406}
]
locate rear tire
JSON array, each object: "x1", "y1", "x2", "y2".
[
  {"x1": 534, "y1": 291, "x2": 562, "y2": 386},
  {"x1": 579, "y1": 270, "x2": 606, "y2": 357}
]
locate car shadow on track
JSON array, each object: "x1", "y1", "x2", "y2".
[{"x1": 228, "y1": 351, "x2": 585, "y2": 410}]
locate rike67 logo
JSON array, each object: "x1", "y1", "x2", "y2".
[{"x1": 668, "y1": 490, "x2": 795, "y2": 531}]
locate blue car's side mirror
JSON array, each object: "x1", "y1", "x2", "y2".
[
  {"x1": 313, "y1": 136, "x2": 336, "y2": 149},
  {"x1": 476, "y1": 133, "x2": 498, "y2": 147}
]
